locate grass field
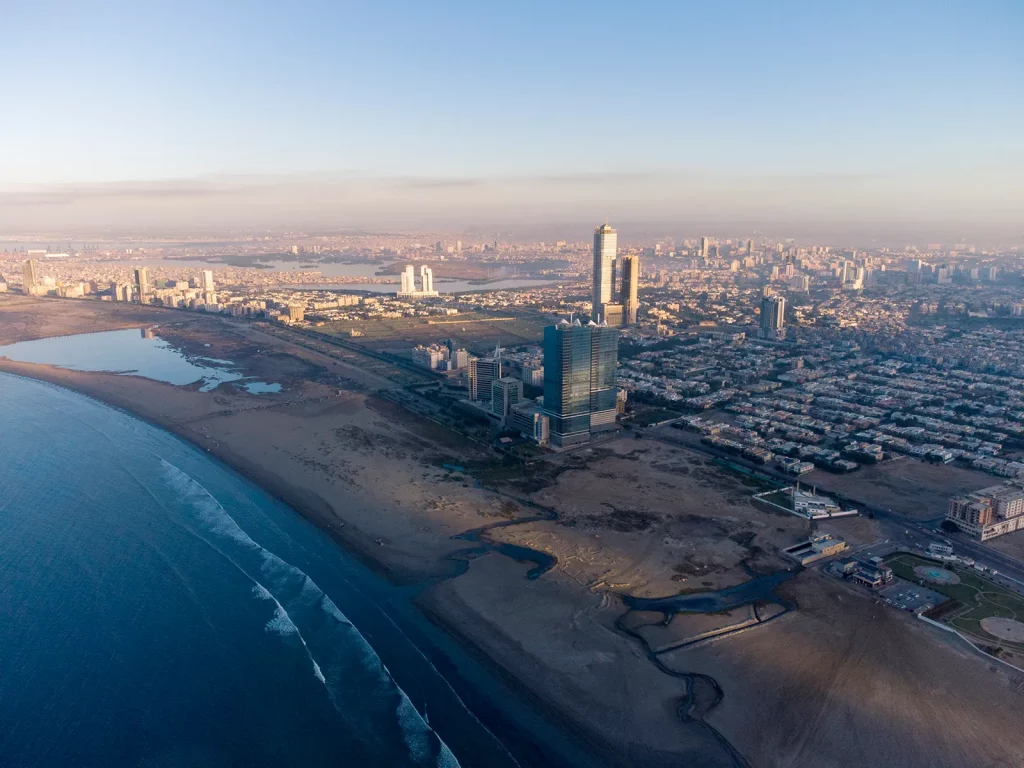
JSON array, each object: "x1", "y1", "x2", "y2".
[
  {"x1": 885, "y1": 553, "x2": 1024, "y2": 650},
  {"x1": 629, "y1": 407, "x2": 683, "y2": 427},
  {"x1": 321, "y1": 310, "x2": 552, "y2": 355}
]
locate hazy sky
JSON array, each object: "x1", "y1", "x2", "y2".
[{"x1": 2, "y1": 0, "x2": 1022, "y2": 238}]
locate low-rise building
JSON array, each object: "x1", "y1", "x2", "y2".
[
  {"x1": 784, "y1": 534, "x2": 848, "y2": 565},
  {"x1": 850, "y1": 561, "x2": 894, "y2": 589},
  {"x1": 947, "y1": 482, "x2": 1024, "y2": 540},
  {"x1": 510, "y1": 402, "x2": 550, "y2": 445},
  {"x1": 492, "y1": 377, "x2": 523, "y2": 421}
]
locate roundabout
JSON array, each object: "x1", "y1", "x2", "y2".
[{"x1": 913, "y1": 565, "x2": 960, "y2": 585}]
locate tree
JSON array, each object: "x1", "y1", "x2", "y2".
[{"x1": 940, "y1": 519, "x2": 960, "y2": 534}]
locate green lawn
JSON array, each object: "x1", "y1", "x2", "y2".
[{"x1": 885, "y1": 553, "x2": 1024, "y2": 650}]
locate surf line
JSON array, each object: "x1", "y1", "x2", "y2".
[{"x1": 158, "y1": 458, "x2": 459, "y2": 768}]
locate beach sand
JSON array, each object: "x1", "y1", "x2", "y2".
[{"x1": 4, "y1": 295, "x2": 1024, "y2": 768}]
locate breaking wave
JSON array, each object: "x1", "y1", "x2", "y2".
[{"x1": 159, "y1": 459, "x2": 458, "y2": 767}]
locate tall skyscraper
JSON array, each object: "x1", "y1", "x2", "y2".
[
  {"x1": 619, "y1": 254, "x2": 640, "y2": 326},
  {"x1": 543, "y1": 320, "x2": 619, "y2": 446},
  {"x1": 133, "y1": 267, "x2": 149, "y2": 301},
  {"x1": 201, "y1": 270, "x2": 215, "y2": 292},
  {"x1": 21, "y1": 260, "x2": 39, "y2": 295},
  {"x1": 420, "y1": 265, "x2": 434, "y2": 294},
  {"x1": 759, "y1": 291, "x2": 786, "y2": 340},
  {"x1": 700, "y1": 236, "x2": 710, "y2": 259},
  {"x1": 469, "y1": 347, "x2": 501, "y2": 405},
  {"x1": 592, "y1": 223, "x2": 617, "y2": 322}
]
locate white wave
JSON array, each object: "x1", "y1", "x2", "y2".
[
  {"x1": 159, "y1": 459, "x2": 459, "y2": 767},
  {"x1": 251, "y1": 584, "x2": 325, "y2": 680}
]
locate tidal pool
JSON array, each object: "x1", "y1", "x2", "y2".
[{"x1": 0, "y1": 328, "x2": 280, "y2": 394}]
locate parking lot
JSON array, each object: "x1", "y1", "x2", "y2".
[{"x1": 879, "y1": 580, "x2": 948, "y2": 614}]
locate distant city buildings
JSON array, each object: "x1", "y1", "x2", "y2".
[
  {"x1": 412, "y1": 344, "x2": 448, "y2": 370},
  {"x1": 542, "y1": 320, "x2": 619, "y2": 447},
  {"x1": 411, "y1": 343, "x2": 470, "y2": 371},
  {"x1": 110, "y1": 282, "x2": 132, "y2": 302},
  {"x1": 947, "y1": 483, "x2": 1024, "y2": 541},
  {"x1": 398, "y1": 264, "x2": 439, "y2": 298}
]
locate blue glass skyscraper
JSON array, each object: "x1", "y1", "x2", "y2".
[{"x1": 543, "y1": 320, "x2": 619, "y2": 446}]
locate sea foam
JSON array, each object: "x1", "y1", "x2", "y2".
[{"x1": 159, "y1": 459, "x2": 458, "y2": 767}]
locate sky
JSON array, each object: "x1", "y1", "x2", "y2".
[{"x1": 1, "y1": 0, "x2": 1022, "y2": 239}]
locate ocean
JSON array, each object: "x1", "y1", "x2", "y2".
[{"x1": 0, "y1": 373, "x2": 518, "y2": 768}]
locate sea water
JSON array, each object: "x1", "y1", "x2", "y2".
[
  {"x1": 0, "y1": 373, "x2": 473, "y2": 767},
  {"x1": 0, "y1": 328, "x2": 279, "y2": 394}
]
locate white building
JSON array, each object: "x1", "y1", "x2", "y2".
[
  {"x1": 412, "y1": 344, "x2": 449, "y2": 370},
  {"x1": 521, "y1": 364, "x2": 544, "y2": 387},
  {"x1": 592, "y1": 223, "x2": 617, "y2": 322},
  {"x1": 397, "y1": 264, "x2": 439, "y2": 297},
  {"x1": 469, "y1": 350, "x2": 501, "y2": 404},
  {"x1": 947, "y1": 483, "x2": 1024, "y2": 541}
]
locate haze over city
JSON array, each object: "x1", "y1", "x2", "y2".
[{"x1": 3, "y1": 1, "x2": 1022, "y2": 238}]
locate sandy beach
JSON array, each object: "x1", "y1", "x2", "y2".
[{"x1": 4, "y1": 295, "x2": 1024, "y2": 768}]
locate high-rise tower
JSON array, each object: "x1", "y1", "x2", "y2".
[
  {"x1": 21, "y1": 260, "x2": 39, "y2": 294},
  {"x1": 592, "y1": 223, "x2": 617, "y2": 322},
  {"x1": 619, "y1": 254, "x2": 640, "y2": 326},
  {"x1": 133, "y1": 267, "x2": 149, "y2": 302},
  {"x1": 543, "y1": 320, "x2": 619, "y2": 446},
  {"x1": 758, "y1": 291, "x2": 786, "y2": 340}
]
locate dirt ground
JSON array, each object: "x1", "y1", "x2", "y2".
[
  {"x1": 690, "y1": 571, "x2": 1024, "y2": 768},
  {"x1": 489, "y1": 438, "x2": 814, "y2": 597},
  {"x1": 0, "y1": 294, "x2": 171, "y2": 344},
  {"x1": 418, "y1": 555, "x2": 736, "y2": 768},
  {"x1": 804, "y1": 457, "x2": 995, "y2": 520},
  {"x1": 978, "y1": 529, "x2": 1024, "y2": 566}
]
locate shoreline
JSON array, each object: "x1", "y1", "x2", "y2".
[{"x1": 0, "y1": 360, "x2": 611, "y2": 768}]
